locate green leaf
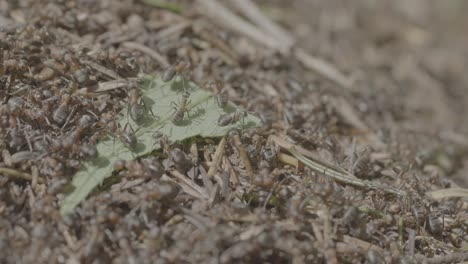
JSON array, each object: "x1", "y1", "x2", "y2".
[{"x1": 60, "y1": 76, "x2": 261, "y2": 215}]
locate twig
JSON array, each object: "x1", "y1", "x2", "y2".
[
  {"x1": 232, "y1": 133, "x2": 254, "y2": 183},
  {"x1": 196, "y1": 0, "x2": 288, "y2": 53},
  {"x1": 294, "y1": 49, "x2": 352, "y2": 89},
  {"x1": 408, "y1": 229, "x2": 416, "y2": 257},
  {"x1": 227, "y1": 0, "x2": 295, "y2": 48},
  {"x1": 192, "y1": 24, "x2": 239, "y2": 65},
  {"x1": 76, "y1": 78, "x2": 140, "y2": 94},
  {"x1": 80, "y1": 59, "x2": 121, "y2": 80},
  {"x1": 330, "y1": 97, "x2": 384, "y2": 147},
  {"x1": 0, "y1": 167, "x2": 42, "y2": 183},
  {"x1": 416, "y1": 252, "x2": 468, "y2": 264},
  {"x1": 111, "y1": 178, "x2": 146, "y2": 192},
  {"x1": 169, "y1": 169, "x2": 209, "y2": 200},
  {"x1": 179, "y1": 208, "x2": 213, "y2": 231},
  {"x1": 223, "y1": 156, "x2": 239, "y2": 186},
  {"x1": 426, "y1": 188, "x2": 468, "y2": 200},
  {"x1": 277, "y1": 152, "x2": 299, "y2": 168},
  {"x1": 198, "y1": 0, "x2": 351, "y2": 89},
  {"x1": 143, "y1": 0, "x2": 183, "y2": 14},
  {"x1": 206, "y1": 136, "x2": 226, "y2": 179},
  {"x1": 121, "y1": 41, "x2": 169, "y2": 68},
  {"x1": 270, "y1": 134, "x2": 342, "y2": 171},
  {"x1": 31, "y1": 165, "x2": 39, "y2": 189},
  {"x1": 289, "y1": 147, "x2": 407, "y2": 197},
  {"x1": 153, "y1": 21, "x2": 190, "y2": 41},
  {"x1": 398, "y1": 217, "x2": 404, "y2": 250},
  {"x1": 339, "y1": 235, "x2": 385, "y2": 255},
  {"x1": 58, "y1": 223, "x2": 78, "y2": 250},
  {"x1": 439, "y1": 130, "x2": 468, "y2": 148},
  {"x1": 61, "y1": 105, "x2": 77, "y2": 131}
]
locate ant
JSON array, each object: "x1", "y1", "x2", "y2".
[
  {"x1": 127, "y1": 88, "x2": 157, "y2": 124},
  {"x1": 171, "y1": 90, "x2": 191, "y2": 124}
]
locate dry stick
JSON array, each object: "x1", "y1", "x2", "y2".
[
  {"x1": 398, "y1": 217, "x2": 405, "y2": 250},
  {"x1": 223, "y1": 156, "x2": 239, "y2": 186},
  {"x1": 232, "y1": 133, "x2": 254, "y2": 183},
  {"x1": 169, "y1": 169, "x2": 209, "y2": 200},
  {"x1": 416, "y1": 252, "x2": 468, "y2": 264},
  {"x1": 271, "y1": 135, "x2": 346, "y2": 174},
  {"x1": 235, "y1": 0, "x2": 352, "y2": 88},
  {"x1": 193, "y1": 25, "x2": 239, "y2": 65},
  {"x1": 339, "y1": 235, "x2": 385, "y2": 255},
  {"x1": 206, "y1": 136, "x2": 226, "y2": 179},
  {"x1": 76, "y1": 78, "x2": 140, "y2": 94},
  {"x1": 277, "y1": 152, "x2": 300, "y2": 168},
  {"x1": 293, "y1": 49, "x2": 352, "y2": 89},
  {"x1": 121, "y1": 41, "x2": 169, "y2": 68},
  {"x1": 196, "y1": 0, "x2": 288, "y2": 53},
  {"x1": 31, "y1": 165, "x2": 39, "y2": 189},
  {"x1": 331, "y1": 97, "x2": 384, "y2": 147},
  {"x1": 426, "y1": 188, "x2": 468, "y2": 200},
  {"x1": 61, "y1": 105, "x2": 77, "y2": 131},
  {"x1": 289, "y1": 147, "x2": 407, "y2": 197},
  {"x1": 199, "y1": 0, "x2": 352, "y2": 89},
  {"x1": 80, "y1": 59, "x2": 122, "y2": 80},
  {"x1": 408, "y1": 229, "x2": 416, "y2": 258},
  {"x1": 153, "y1": 21, "x2": 190, "y2": 41},
  {"x1": 0, "y1": 167, "x2": 42, "y2": 183},
  {"x1": 323, "y1": 210, "x2": 339, "y2": 264},
  {"x1": 227, "y1": 0, "x2": 295, "y2": 47},
  {"x1": 440, "y1": 130, "x2": 468, "y2": 148},
  {"x1": 179, "y1": 208, "x2": 214, "y2": 231}
]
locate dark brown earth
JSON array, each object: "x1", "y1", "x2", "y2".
[{"x1": 0, "y1": 0, "x2": 467, "y2": 263}]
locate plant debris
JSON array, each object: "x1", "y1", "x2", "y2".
[{"x1": 0, "y1": 0, "x2": 467, "y2": 263}]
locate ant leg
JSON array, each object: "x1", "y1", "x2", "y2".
[
  {"x1": 181, "y1": 77, "x2": 189, "y2": 92},
  {"x1": 123, "y1": 122, "x2": 137, "y2": 135},
  {"x1": 147, "y1": 78, "x2": 155, "y2": 90},
  {"x1": 170, "y1": 101, "x2": 179, "y2": 109},
  {"x1": 185, "y1": 100, "x2": 192, "y2": 119},
  {"x1": 126, "y1": 102, "x2": 133, "y2": 125},
  {"x1": 140, "y1": 98, "x2": 159, "y2": 120},
  {"x1": 103, "y1": 130, "x2": 117, "y2": 154}
]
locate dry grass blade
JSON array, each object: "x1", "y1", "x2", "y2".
[
  {"x1": 227, "y1": 0, "x2": 295, "y2": 47},
  {"x1": 289, "y1": 147, "x2": 407, "y2": 197},
  {"x1": 294, "y1": 49, "x2": 352, "y2": 89},
  {"x1": 169, "y1": 169, "x2": 209, "y2": 200},
  {"x1": 76, "y1": 78, "x2": 140, "y2": 94},
  {"x1": 153, "y1": 21, "x2": 190, "y2": 41},
  {"x1": 426, "y1": 188, "x2": 468, "y2": 200},
  {"x1": 206, "y1": 136, "x2": 226, "y2": 179},
  {"x1": 277, "y1": 152, "x2": 300, "y2": 168},
  {"x1": 330, "y1": 97, "x2": 384, "y2": 147},
  {"x1": 196, "y1": 0, "x2": 288, "y2": 53},
  {"x1": 81, "y1": 59, "x2": 122, "y2": 80},
  {"x1": 232, "y1": 133, "x2": 254, "y2": 183},
  {"x1": 416, "y1": 252, "x2": 468, "y2": 264},
  {"x1": 143, "y1": 0, "x2": 183, "y2": 13},
  {"x1": 192, "y1": 25, "x2": 239, "y2": 65},
  {"x1": 339, "y1": 235, "x2": 385, "y2": 255},
  {"x1": 179, "y1": 208, "x2": 213, "y2": 231},
  {"x1": 270, "y1": 134, "x2": 343, "y2": 170},
  {"x1": 197, "y1": 0, "x2": 352, "y2": 90},
  {"x1": 122, "y1": 41, "x2": 169, "y2": 68},
  {"x1": 0, "y1": 167, "x2": 42, "y2": 183}
]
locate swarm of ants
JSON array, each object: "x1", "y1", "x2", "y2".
[{"x1": 0, "y1": 0, "x2": 466, "y2": 263}]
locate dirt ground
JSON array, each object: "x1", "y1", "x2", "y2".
[{"x1": 0, "y1": 0, "x2": 467, "y2": 263}]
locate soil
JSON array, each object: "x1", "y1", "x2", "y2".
[{"x1": 0, "y1": 0, "x2": 467, "y2": 263}]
